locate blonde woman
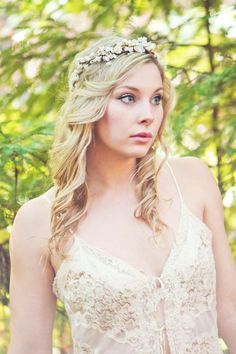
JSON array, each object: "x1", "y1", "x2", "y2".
[{"x1": 8, "y1": 35, "x2": 236, "y2": 354}]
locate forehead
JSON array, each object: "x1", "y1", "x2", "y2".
[{"x1": 114, "y1": 62, "x2": 162, "y2": 91}]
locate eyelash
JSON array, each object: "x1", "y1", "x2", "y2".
[{"x1": 118, "y1": 94, "x2": 163, "y2": 105}]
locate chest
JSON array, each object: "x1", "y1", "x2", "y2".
[{"x1": 70, "y1": 198, "x2": 176, "y2": 278}]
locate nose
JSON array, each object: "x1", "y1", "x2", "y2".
[{"x1": 137, "y1": 102, "x2": 154, "y2": 125}]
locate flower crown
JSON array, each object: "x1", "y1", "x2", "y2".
[{"x1": 69, "y1": 37, "x2": 162, "y2": 92}]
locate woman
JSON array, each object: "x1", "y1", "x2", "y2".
[{"x1": 8, "y1": 35, "x2": 236, "y2": 354}]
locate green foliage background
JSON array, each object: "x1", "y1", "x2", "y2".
[{"x1": 0, "y1": 0, "x2": 235, "y2": 352}]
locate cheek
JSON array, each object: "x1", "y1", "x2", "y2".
[
  {"x1": 94, "y1": 114, "x2": 125, "y2": 143},
  {"x1": 97, "y1": 104, "x2": 129, "y2": 138}
]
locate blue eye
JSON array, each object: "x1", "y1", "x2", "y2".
[
  {"x1": 152, "y1": 95, "x2": 162, "y2": 105},
  {"x1": 119, "y1": 94, "x2": 134, "y2": 104}
]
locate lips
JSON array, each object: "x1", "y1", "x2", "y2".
[{"x1": 131, "y1": 132, "x2": 153, "y2": 138}]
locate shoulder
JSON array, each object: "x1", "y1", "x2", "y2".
[
  {"x1": 10, "y1": 186, "x2": 57, "y2": 264},
  {"x1": 168, "y1": 155, "x2": 209, "y2": 174},
  {"x1": 168, "y1": 155, "x2": 214, "y2": 183},
  {"x1": 13, "y1": 186, "x2": 56, "y2": 234},
  {"x1": 167, "y1": 155, "x2": 221, "y2": 206}
]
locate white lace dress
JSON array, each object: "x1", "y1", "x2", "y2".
[{"x1": 47, "y1": 161, "x2": 223, "y2": 354}]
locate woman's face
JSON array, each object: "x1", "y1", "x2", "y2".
[{"x1": 93, "y1": 62, "x2": 164, "y2": 159}]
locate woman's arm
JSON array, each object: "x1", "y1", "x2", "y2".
[
  {"x1": 8, "y1": 197, "x2": 56, "y2": 354},
  {"x1": 197, "y1": 158, "x2": 236, "y2": 352}
]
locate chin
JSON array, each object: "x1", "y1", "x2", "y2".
[{"x1": 125, "y1": 148, "x2": 152, "y2": 159}]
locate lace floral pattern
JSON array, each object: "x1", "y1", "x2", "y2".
[
  {"x1": 166, "y1": 330, "x2": 221, "y2": 354},
  {"x1": 74, "y1": 342, "x2": 95, "y2": 354},
  {"x1": 58, "y1": 269, "x2": 166, "y2": 353},
  {"x1": 53, "y1": 203, "x2": 222, "y2": 354}
]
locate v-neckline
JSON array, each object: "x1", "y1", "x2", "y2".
[{"x1": 66, "y1": 200, "x2": 188, "y2": 282}]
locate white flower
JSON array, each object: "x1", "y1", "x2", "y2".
[
  {"x1": 106, "y1": 53, "x2": 113, "y2": 59},
  {"x1": 93, "y1": 56, "x2": 101, "y2": 62},
  {"x1": 146, "y1": 43, "x2": 155, "y2": 51},
  {"x1": 104, "y1": 46, "x2": 112, "y2": 53},
  {"x1": 113, "y1": 45, "x2": 122, "y2": 54},
  {"x1": 68, "y1": 37, "x2": 157, "y2": 92},
  {"x1": 134, "y1": 46, "x2": 144, "y2": 53},
  {"x1": 78, "y1": 57, "x2": 87, "y2": 63},
  {"x1": 69, "y1": 71, "x2": 80, "y2": 91},
  {"x1": 126, "y1": 46, "x2": 134, "y2": 53},
  {"x1": 139, "y1": 37, "x2": 148, "y2": 43}
]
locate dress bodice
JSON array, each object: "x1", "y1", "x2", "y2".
[{"x1": 45, "y1": 160, "x2": 223, "y2": 354}]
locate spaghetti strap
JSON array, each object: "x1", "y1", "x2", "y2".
[
  {"x1": 41, "y1": 194, "x2": 52, "y2": 205},
  {"x1": 165, "y1": 160, "x2": 184, "y2": 203}
]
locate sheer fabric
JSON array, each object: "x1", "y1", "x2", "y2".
[{"x1": 45, "y1": 161, "x2": 223, "y2": 354}]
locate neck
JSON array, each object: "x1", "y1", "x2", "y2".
[{"x1": 86, "y1": 146, "x2": 137, "y2": 198}]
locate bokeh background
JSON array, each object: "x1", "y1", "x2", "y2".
[{"x1": 0, "y1": 0, "x2": 235, "y2": 353}]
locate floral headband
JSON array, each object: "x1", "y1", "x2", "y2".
[{"x1": 69, "y1": 37, "x2": 164, "y2": 92}]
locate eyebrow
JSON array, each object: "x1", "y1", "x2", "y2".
[{"x1": 115, "y1": 85, "x2": 163, "y2": 93}]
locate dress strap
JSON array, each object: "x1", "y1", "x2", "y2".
[
  {"x1": 165, "y1": 160, "x2": 184, "y2": 204},
  {"x1": 41, "y1": 194, "x2": 52, "y2": 205}
]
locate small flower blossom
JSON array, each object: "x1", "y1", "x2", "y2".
[
  {"x1": 68, "y1": 37, "x2": 165, "y2": 92},
  {"x1": 114, "y1": 45, "x2": 122, "y2": 54}
]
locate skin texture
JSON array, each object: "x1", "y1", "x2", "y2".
[
  {"x1": 93, "y1": 62, "x2": 163, "y2": 159},
  {"x1": 8, "y1": 63, "x2": 236, "y2": 353},
  {"x1": 87, "y1": 62, "x2": 164, "y2": 194}
]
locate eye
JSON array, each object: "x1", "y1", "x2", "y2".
[
  {"x1": 152, "y1": 94, "x2": 163, "y2": 105},
  {"x1": 118, "y1": 94, "x2": 135, "y2": 104}
]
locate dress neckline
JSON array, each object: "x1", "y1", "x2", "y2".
[
  {"x1": 52, "y1": 159, "x2": 213, "y2": 285},
  {"x1": 54, "y1": 200, "x2": 212, "y2": 286}
]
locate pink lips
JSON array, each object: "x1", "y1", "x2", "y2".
[
  {"x1": 130, "y1": 132, "x2": 153, "y2": 144},
  {"x1": 131, "y1": 132, "x2": 153, "y2": 138}
]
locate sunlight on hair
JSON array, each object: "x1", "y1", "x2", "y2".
[{"x1": 49, "y1": 34, "x2": 176, "y2": 257}]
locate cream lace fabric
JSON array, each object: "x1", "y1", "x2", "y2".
[{"x1": 47, "y1": 161, "x2": 223, "y2": 354}]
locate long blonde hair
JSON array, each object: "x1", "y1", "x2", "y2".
[{"x1": 49, "y1": 35, "x2": 176, "y2": 257}]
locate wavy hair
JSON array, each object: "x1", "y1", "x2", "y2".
[{"x1": 49, "y1": 35, "x2": 176, "y2": 257}]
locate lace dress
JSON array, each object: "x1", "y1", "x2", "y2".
[{"x1": 44, "y1": 161, "x2": 223, "y2": 354}]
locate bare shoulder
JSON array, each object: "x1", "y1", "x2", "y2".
[
  {"x1": 168, "y1": 155, "x2": 209, "y2": 176},
  {"x1": 168, "y1": 155, "x2": 222, "y2": 208},
  {"x1": 10, "y1": 186, "x2": 57, "y2": 266},
  {"x1": 168, "y1": 156, "x2": 216, "y2": 185},
  {"x1": 43, "y1": 185, "x2": 57, "y2": 202},
  {"x1": 9, "y1": 189, "x2": 57, "y2": 348}
]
